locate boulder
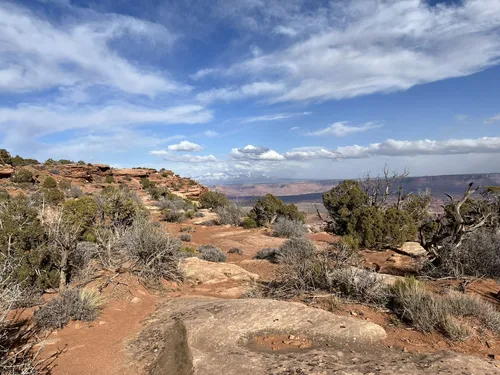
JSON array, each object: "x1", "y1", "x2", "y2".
[
  {"x1": 179, "y1": 257, "x2": 259, "y2": 285},
  {"x1": 398, "y1": 242, "x2": 427, "y2": 257},
  {"x1": 131, "y1": 298, "x2": 499, "y2": 375},
  {"x1": 0, "y1": 167, "x2": 14, "y2": 178}
]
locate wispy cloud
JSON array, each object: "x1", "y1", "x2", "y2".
[
  {"x1": 196, "y1": 82, "x2": 285, "y2": 103},
  {"x1": 162, "y1": 154, "x2": 218, "y2": 163},
  {"x1": 216, "y1": 0, "x2": 500, "y2": 103},
  {"x1": 241, "y1": 111, "x2": 311, "y2": 123},
  {"x1": 0, "y1": 2, "x2": 184, "y2": 96},
  {"x1": 308, "y1": 122, "x2": 381, "y2": 137},
  {"x1": 484, "y1": 114, "x2": 500, "y2": 124}
]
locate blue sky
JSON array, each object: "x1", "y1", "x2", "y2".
[{"x1": 1, "y1": 0, "x2": 500, "y2": 179}]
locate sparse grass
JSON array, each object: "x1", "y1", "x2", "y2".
[
  {"x1": 390, "y1": 278, "x2": 500, "y2": 339},
  {"x1": 198, "y1": 245, "x2": 226, "y2": 262},
  {"x1": 272, "y1": 218, "x2": 307, "y2": 238},
  {"x1": 34, "y1": 288, "x2": 105, "y2": 330}
]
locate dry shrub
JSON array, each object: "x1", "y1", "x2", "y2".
[
  {"x1": 253, "y1": 248, "x2": 280, "y2": 262},
  {"x1": 34, "y1": 288, "x2": 105, "y2": 330},
  {"x1": 215, "y1": 204, "x2": 242, "y2": 226},
  {"x1": 272, "y1": 218, "x2": 307, "y2": 238},
  {"x1": 120, "y1": 218, "x2": 183, "y2": 283},
  {"x1": 179, "y1": 233, "x2": 192, "y2": 242},
  {"x1": 228, "y1": 247, "x2": 243, "y2": 255},
  {"x1": 180, "y1": 226, "x2": 194, "y2": 233},
  {"x1": 390, "y1": 278, "x2": 500, "y2": 340},
  {"x1": 424, "y1": 229, "x2": 500, "y2": 279},
  {"x1": 198, "y1": 245, "x2": 226, "y2": 262},
  {"x1": 276, "y1": 237, "x2": 316, "y2": 264},
  {"x1": 328, "y1": 267, "x2": 390, "y2": 305}
]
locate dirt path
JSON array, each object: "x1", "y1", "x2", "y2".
[{"x1": 41, "y1": 277, "x2": 157, "y2": 375}]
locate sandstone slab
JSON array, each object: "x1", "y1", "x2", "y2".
[
  {"x1": 132, "y1": 297, "x2": 500, "y2": 375},
  {"x1": 179, "y1": 257, "x2": 259, "y2": 285}
]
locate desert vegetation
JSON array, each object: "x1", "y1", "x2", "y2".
[{"x1": 1, "y1": 150, "x2": 500, "y2": 373}]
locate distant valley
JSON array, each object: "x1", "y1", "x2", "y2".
[{"x1": 211, "y1": 173, "x2": 500, "y2": 204}]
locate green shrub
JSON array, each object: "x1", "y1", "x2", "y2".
[
  {"x1": 58, "y1": 179, "x2": 72, "y2": 190},
  {"x1": 148, "y1": 186, "x2": 174, "y2": 201},
  {"x1": 0, "y1": 149, "x2": 12, "y2": 165},
  {"x1": 140, "y1": 178, "x2": 156, "y2": 189},
  {"x1": 44, "y1": 158, "x2": 56, "y2": 166},
  {"x1": 180, "y1": 246, "x2": 197, "y2": 257},
  {"x1": 42, "y1": 176, "x2": 57, "y2": 188},
  {"x1": 105, "y1": 175, "x2": 115, "y2": 184},
  {"x1": 0, "y1": 195, "x2": 58, "y2": 290},
  {"x1": 322, "y1": 180, "x2": 369, "y2": 235},
  {"x1": 198, "y1": 245, "x2": 226, "y2": 262},
  {"x1": 11, "y1": 169, "x2": 33, "y2": 183},
  {"x1": 77, "y1": 160, "x2": 86, "y2": 165},
  {"x1": 199, "y1": 191, "x2": 231, "y2": 209},
  {"x1": 338, "y1": 235, "x2": 359, "y2": 251},
  {"x1": 272, "y1": 218, "x2": 307, "y2": 238},
  {"x1": 99, "y1": 188, "x2": 147, "y2": 227},
  {"x1": 248, "y1": 194, "x2": 304, "y2": 227},
  {"x1": 34, "y1": 288, "x2": 105, "y2": 329},
  {"x1": 10, "y1": 155, "x2": 39, "y2": 167},
  {"x1": 62, "y1": 196, "x2": 98, "y2": 240},
  {"x1": 242, "y1": 217, "x2": 258, "y2": 229},
  {"x1": 43, "y1": 188, "x2": 65, "y2": 205}
]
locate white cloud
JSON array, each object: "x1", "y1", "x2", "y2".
[
  {"x1": 484, "y1": 114, "x2": 500, "y2": 124},
  {"x1": 284, "y1": 147, "x2": 342, "y2": 160},
  {"x1": 241, "y1": 111, "x2": 311, "y2": 123},
  {"x1": 456, "y1": 114, "x2": 469, "y2": 121},
  {"x1": 0, "y1": 2, "x2": 183, "y2": 96},
  {"x1": 337, "y1": 137, "x2": 500, "y2": 159},
  {"x1": 308, "y1": 122, "x2": 382, "y2": 137},
  {"x1": 290, "y1": 126, "x2": 300, "y2": 132},
  {"x1": 204, "y1": 130, "x2": 218, "y2": 137},
  {"x1": 220, "y1": 0, "x2": 500, "y2": 102},
  {"x1": 231, "y1": 145, "x2": 285, "y2": 161},
  {"x1": 196, "y1": 81, "x2": 285, "y2": 103},
  {"x1": 274, "y1": 25, "x2": 298, "y2": 37},
  {"x1": 162, "y1": 154, "x2": 218, "y2": 163},
  {"x1": 167, "y1": 140, "x2": 204, "y2": 152}
]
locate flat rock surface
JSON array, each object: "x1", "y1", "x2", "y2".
[
  {"x1": 179, "y1": 257, "x2": 259, "y2": 284},
  {"x1": 132, "y1": 297, "x2": 500, "y2": 375},
  {"x1": 398, "y1": 242, "x2": 428, "y2": 257}
]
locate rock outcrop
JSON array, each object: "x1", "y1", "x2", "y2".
[
  {"x1": 179, "y1": 257, "x2": 259, "y2": 285},
  {"x1": 132, "y1": 297, "x2": 500, "y2": 375}
]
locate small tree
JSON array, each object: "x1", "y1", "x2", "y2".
[
  {"x1": 0, "y1": 149, "x2": 12, "y2": 165},
  {"x1": 43, "y1": 176, "x2": 57, "y2": 188},
  {"x1": 248, "y1": 194, "x2": 304, "y2": 227},
  {"x1": 199, "y1": 191, "x2": 231, "y2": 209},
  {"x1": 11, "y1": 169, "x2": 33, "y2": 184}
]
